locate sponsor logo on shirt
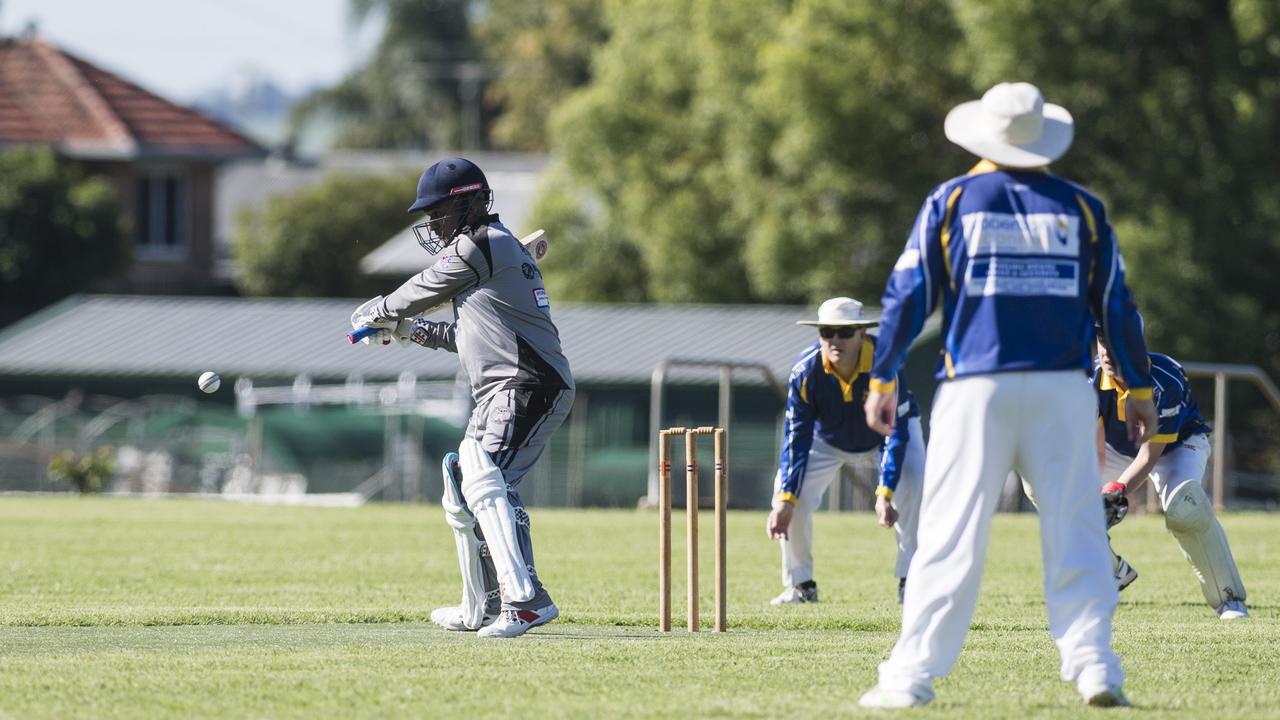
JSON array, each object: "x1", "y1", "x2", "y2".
[
  {"x1": 962, "y1": 212, "x2": 1080, "y2": 258},
  {"x1": 533, "y1": 288, "x2": 549, "y2": 308},
  {"x1": 965, "y1": 258, "x2": 1079, "y2": 297}
]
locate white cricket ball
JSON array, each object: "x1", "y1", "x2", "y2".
[{"x1": 197, "y1": 371, "x2": 221, "y2": 394}]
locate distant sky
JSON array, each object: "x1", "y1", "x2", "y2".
[{"x1": 1, "y1": 0, "x2": 383, "y2": 101}]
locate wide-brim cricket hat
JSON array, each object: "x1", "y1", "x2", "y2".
[
  {"x1": 944, "y1": 82, "x2": 1074, "y2": 168},
  {"x1": 797, "y1": 297, "x2": 879, "y2": 328}
]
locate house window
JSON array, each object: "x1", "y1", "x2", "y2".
[{"x1": 135, "y1": 173, "x2": 189, "y2": 259}]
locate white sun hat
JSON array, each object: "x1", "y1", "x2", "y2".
[
  {"x1": 797, "y1": 297, "x2": 879, "y2": 327},
  {"x1": 944, "y1": 82, "x2": 1074, "y2": 168}
]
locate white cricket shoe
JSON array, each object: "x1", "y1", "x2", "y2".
[
  {"x1": 857, "y1": 684, "x2": 934, "y2": 708},
  {"x1": 1114, "y1": 556, "x2": 1139, "y2": 592},
  {"x1": 430, "y1": 606, "x2": 497, "y2": 631},
  {"x1": 770, "y1": 581, "x2": 818, "y2": 605},
  {"x1": 1081, "y1": 685, "x2": 1131, "y2": 708},
  {"x1": 1217, "y1": 599, "x2": 1249, "y2": 620},
  {"x1": 476, "y1": 601, "x2": 559, "y2": 638}
]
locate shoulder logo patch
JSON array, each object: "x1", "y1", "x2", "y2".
[{"x1": 533, "y1": 288, "x2": 549, "y2": 308}]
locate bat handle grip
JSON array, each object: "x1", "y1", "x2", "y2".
[{"x1": 348, "y1": 325, "x2": 381, "y2": 344}]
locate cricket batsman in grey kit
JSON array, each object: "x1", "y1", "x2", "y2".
[{"x1": 351, "y1": 157, "x2": 573, "y2": 638}]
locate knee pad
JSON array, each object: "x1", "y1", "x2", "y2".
[
  {"x1": 458, "y1": 438, "x2": 508, "y2": 505},
  {"x1": 1163, "y1": 481, "x2": 1211, "y2": 534}
]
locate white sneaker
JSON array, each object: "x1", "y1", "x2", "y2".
[
  {"x1": 1114, "y1": 556, "x2": 1138, "y2": 592},
  {"x1": 1217, "y1": 599, "x2": 1249, "y2": 620},
  {"x1": 476, "y1": 601, "x2": 559, "y2": 638},
  {"x1": 770, "y1": 581, "x2": 818, "y2": 605},
  {"x1": 430, "y1": 605, "x2": 497, "y2": 631},
  {"x1": 1081, "y1": 685, "x2": 1131, "y2": 708},
  {"x1": 858, "y1": 684, "x2": 934, "y2": 708}
]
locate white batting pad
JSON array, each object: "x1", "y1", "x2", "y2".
[
  {"x1": 1163, "y1": 481, "x2": 1246, "y2": 608},
  {"x1": 440, "y1": 454, "x2": 489, "y2": 629},
  {"x1": 458, "y1": 439, "x2": 535, "y2": 602}
]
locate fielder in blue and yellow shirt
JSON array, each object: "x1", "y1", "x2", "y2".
[
  {"x1": 1094, "y1": 343, "x2": 1248, "y2": 619},
  {"x1": 858, "y1": 83, "x2": 1155, "y2": 709},
  {"x1": 766, "y1": 297, "x2": 925, "y2": 606}
]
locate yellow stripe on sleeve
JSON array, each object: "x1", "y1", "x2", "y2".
[
  {"x1": 1150, "y1": 433, "x2": 1178, "y2": 444},
  {"x1": 1076, "y1": 193, "x2": 1100, "y2": 285},
  {"x1": 940, "y1": 186, "x2": 964, "y2": 290},
  {"x1": 874, "y1": 486, "x2": 894, "y2": 499},
  {"x1": 869, "y1": 378, "x2": 896, "y2": 394},
  {"x1": 776, "y1": 492, "x2": 798, "y2": 506},
  {"x1": 1127, "y1": 387, "x2": 1154, "y2": 401}
]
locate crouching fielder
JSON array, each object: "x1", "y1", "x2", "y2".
[
  {"x1": 1095, "y1": 340, "x2": 1248, "y2": 619},
  {"x1": 352, "y1": 157, "x2": 574, "y2": 638}
]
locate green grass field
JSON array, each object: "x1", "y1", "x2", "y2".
[{"x1": 0, "y1": 497, "x2": 1275, "y2": 718}]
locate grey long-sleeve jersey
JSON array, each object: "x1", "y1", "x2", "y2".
[{"x1": 372, "y1": 217, "x2": 574, "y2": 402}]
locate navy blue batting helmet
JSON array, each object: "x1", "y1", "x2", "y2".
[
  {"x1": 408, "y1": 157, "x2": 489, "y2": 213},
  {"x1": 408, "y1": 157, "x2": 493, "y2": 254}
]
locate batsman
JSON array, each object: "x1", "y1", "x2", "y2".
[{"x1": 351, "y1": 157, "x2": 574, "y2": 638}]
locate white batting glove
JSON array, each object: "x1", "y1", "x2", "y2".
[{"x1": 351, "y1": 296, "x2": 396, "y2": 345}]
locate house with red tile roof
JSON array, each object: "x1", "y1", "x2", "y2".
[{"x1": 0, "y1": 35, "x2": 265, "y2": 293}]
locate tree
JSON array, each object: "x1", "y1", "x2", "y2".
[
  {"x1": 542, "y1": 0, "x2": 791, "y2": 303},
  {"x1": 536, "y1": 0, "x2": 968, "y2": 304},
  {"x1": 734, "y1": 0, "x2": 969, "y2": 303},
  {"x1": 474, "y1": 0, "x2": 607, "y2": 151},
  {"x1": 289, "y1": 0, "x2": 482, "y2": 149},
  {"x1": 232, "y1": 171, "x2": 417, "y2": 297},
  {"x1": 0, "y1": 147, "x2": 128, "y2": 325}
]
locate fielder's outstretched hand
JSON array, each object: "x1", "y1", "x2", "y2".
[
  {"x1": 1125, "y1": 396, "x2": 1158, "y2": 444},
  {"x1": 864, "y1": 387, "x2": 898, "y2": 436}
]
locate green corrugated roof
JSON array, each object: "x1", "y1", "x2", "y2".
[{"x1": 0, "y1": 295, "x2": 836, "y2": 385}]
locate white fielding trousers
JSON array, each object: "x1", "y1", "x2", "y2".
[
  {"x1": 877, "y1": 372, "x2": 1122, "y2": 694},
  {"x1": 774, "y1": 418, "x2": 926, "y2": 587}
]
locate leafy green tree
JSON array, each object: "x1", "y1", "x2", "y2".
[
  {"x1": 537, "y1": 0, "x2": 968, "y2": 304},
  {"x1": 0, "y1": 147, "x2": 128, "y2": 325},
  {"x1": 290, "y1": 0, "x2": 481, "y2": 149},
  {"x1": 475, "y1": 0, "x2": 607, "y2": 151},
  {"x1": 232, "y1": 171, "x2": 417, "y2": 297},
  {"x1": 544, "y1": 0, "x2": 790, "y2": 302},
  {"x1": 735, "y1": 0, "x2": 969, "y2": 303}
]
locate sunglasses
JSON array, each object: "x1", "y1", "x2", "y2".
[{"x1": 818, "y1": 326, "x2": 858, "y2": 339}]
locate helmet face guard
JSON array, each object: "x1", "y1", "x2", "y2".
[{"x1": 411, "y1": 189, "x2": 493, "y2": 254}]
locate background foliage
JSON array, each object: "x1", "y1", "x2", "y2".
[
  {"x1": 0, "y1": 146, "x2": 128, "y2": 325},
  {"x1": 232, "y1": 171, "x2": 416, "y2": 297},
  {"x1": 292, "y1": 0, "x2": 1280, "y2": 375}
]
